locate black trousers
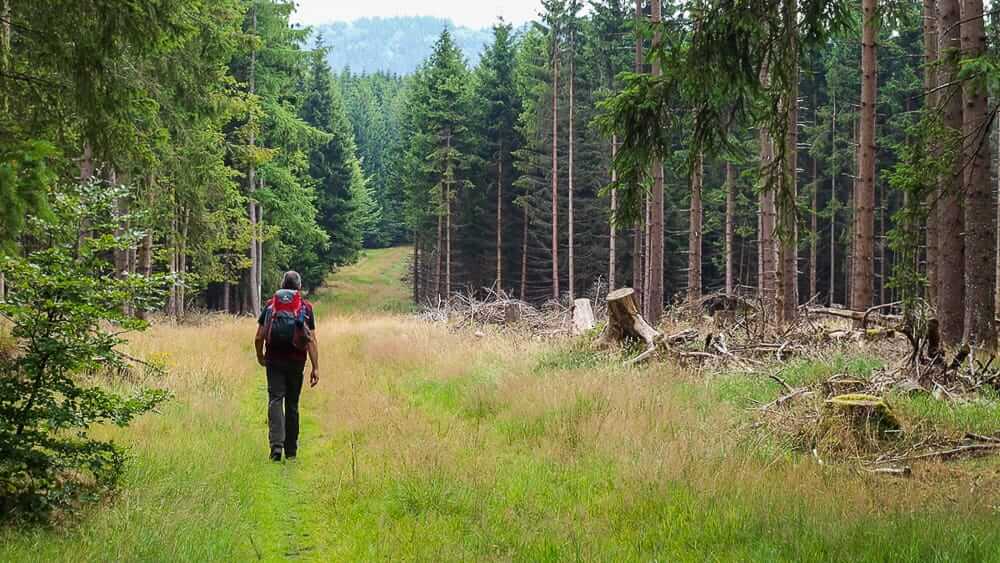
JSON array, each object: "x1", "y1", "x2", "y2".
[{"x1": 265, "y1": 358, "x2": 306, "y2": 455}]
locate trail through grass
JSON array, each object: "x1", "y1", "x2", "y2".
[{"x1": 3, "y1": 246, "x2": 1000, "y2": 561}]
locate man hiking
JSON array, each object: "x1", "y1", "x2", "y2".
[{"x1": 255, "y1": 271, "x2": 320, "y2": 462}]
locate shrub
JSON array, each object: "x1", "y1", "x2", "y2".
[{"x1": 0, "y1": 183, "x2": 170, "y2": 522}]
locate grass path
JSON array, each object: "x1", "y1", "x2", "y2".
[{"x1": 3, "y1": 247, "x2": 1000, "y2": 561}]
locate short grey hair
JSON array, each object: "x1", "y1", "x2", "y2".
[{"x1": 281, "y1": 271, "x2": 302, "y2": 290}]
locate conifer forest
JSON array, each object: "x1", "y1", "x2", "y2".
[{"x1": 6, "y1": 0, "x2": 1000, "y2": 559}]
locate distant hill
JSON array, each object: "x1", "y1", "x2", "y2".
[{"x1": 314, "y1": 17, "x2": 493, "y2": 76}]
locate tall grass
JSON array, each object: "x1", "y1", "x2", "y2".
[{"x1": 3, "y1": 247, "x2": 1000, "y2": 561}]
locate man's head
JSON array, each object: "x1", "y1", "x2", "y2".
[{"x1": 281, "y1": 271, "x2": 302, "y2": 291}]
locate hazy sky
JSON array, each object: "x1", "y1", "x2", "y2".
[{"x1": 290, "y1": 0, "x2": 543, "y2": 29}]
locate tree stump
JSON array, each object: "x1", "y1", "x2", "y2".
[
  {"x1": 599, "y1": 288, "x2": 662, "y2": 364},
  {"x1": 826, "y1": 393, "x2": 901, "y2": 434},
  {"x1": 573, "y1": 298, "x2": 596, "y2": 335}
]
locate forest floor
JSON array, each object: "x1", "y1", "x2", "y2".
[{"x1": 3, "y1": 246, "x2": 1000, "y2": 561}]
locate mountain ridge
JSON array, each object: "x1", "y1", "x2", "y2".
[{"x1": 314, "y1": 16, "x2": 493, "y2": 76}]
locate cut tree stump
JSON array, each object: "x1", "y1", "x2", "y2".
[
  {"x1": 598, "y1": 288, "x2": 662, "y2": 364},
  {"x1": 573, "y1": 298, "x2": 596, "y2": 335},
  {"x1": 826, "y1": 393, "x2": 901, "y2": 433}
]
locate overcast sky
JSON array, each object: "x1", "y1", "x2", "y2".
[{"x1": 290, "y1": 0, "x2": 544, "y2": 29}]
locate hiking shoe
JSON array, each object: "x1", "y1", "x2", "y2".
[{"x1": 269, "y1": 449, "x2": 282, "y2": 462}]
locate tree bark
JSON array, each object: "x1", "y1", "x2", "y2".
[
  {"x1": 810, "y1": 100, "x2": 819, "y2": 300},
  {"x1": 924, "y1": 0, "x2": 939, "y2": 307},
  {"x1": 521, "y1": 204, "x2": 529, "y2": 300},
  {"x1": 496, "y1": 140, "x2": 503, "y2": 291},
  {"x1": 435, "y1": 194, "x2": 442, "y2": 299},
  {"x1": 568, "y1": 27, "x2": 576, "y2": 300},
  {"x1": 551, "y1": 40, "x2": 560, "y2": 302},
  {"x1": 610, "y1": 135, "x2": 618, "y2": 290},
  {"x1": 961, "y1": 0, "x2": 996, "y2": 351},
  {"x1": 851, "y1": 0, "x2": 877, "y2": 324},
  {"x1": 779, "y1": 42, "x2": 799, "y2": 324},
  {"x1": 725, "y1": 161, "x2": 736, "y2": 296},
  {"x1": 688, "y1": 152, "x2": 703, "y2": 302},
  {"x1": 246, "y1": 4, "x2": 261, "y2": 318},
  {"x1": 759, "y1": 131, "x2": 777, "y2": 308},
  {"x1": 445, "y1": 129, "x2": 452, "y2": 298},
  {"x1": 830, "y1": 93, "x2": 838, "y2": 306},
  {"x1": 937, "y1": 0, "x2": 965, "y2": 346},
  {"x1": 647, "y1": 0, "x2": 664, "y2": 324},
  {"x1": 413, "y1": 235, "x2": 421, "y2": 304},
  {"x1": 632, "y1": 0, "x2": 644, "y2": 312}
]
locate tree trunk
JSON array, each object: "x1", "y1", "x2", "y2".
[
  {"x1": 924, "y1": 0, "x2": 939, "y2": 307},
  {"x1": 647, "y1": 0, "x2": 664, "y2": 324},
  {"x1": 937, "y1": 0, "x2": 965, "y2": 346},
  {"x1": 610, "y1": 135, "x2": 618, "y2": 290},
  {"x1": 725, "y1": 161, "x2": 736, "y2": 297},
  {"x1": 779, "y1": 42, "x2": 799, "y2": 324},
  {"x1": 246, "y1": 4, "x2": 261, "y2": 318},
  {"x1": 830, "y1": 93, "x2": 838, "y2": 306},
  {"x1": 445, "y1": 129, "x2": 452, "y2": 298},
  {"x1": 496, "y1": 141, "x2": 503, "y2": 291},
  {"x1": 632, "y1": 0, "x2": 644, "y2": 312},
  {"x1": 810, "y1": 101, "x2": 819, "y2": 300},
  {"x1": 961, "y1": 0, "x2": 996, "y2": 352},
  {"x1": 551, "y1": 44, "x2": 560, "y2": 302},
  {"x1": 413, "y1": 235, "x2": 420, "y2": 304},
  {"x1": 435, "y1": 191, "x2": 443, "y2": 299},
  {"x1": 521, "y1": 205, "x2": 529, "y2": 300},
  {"x1": 688, "y1": 152, "x2": 703, "y2": 302},
  {"x1": 568, "y1": 29, "x2": 576, "y2": 300},
  {"x1": 851, "y1": 0, "x2": 877, "y2": 324},
  {"x1": 878, "y1": 180, "x2": 886, "y2": 305},
  {"x1": 760, "y1": 131, "x2": 777, "y2": 308}
]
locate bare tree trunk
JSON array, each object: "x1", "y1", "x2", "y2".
[
  {"x1": 435, "y1": 197, "x2": 442, "y2": 299},
  {"x1": 413, "y1": 235, "x2": 420, "y2": 304},
  {"x1": 924, "y1": 0, "x2": 939, "y2": 307},
  {"x1": 779, "y1": 41, "x2": 799, "y2": 324},
  {"x1": 725, "y1": 161, "x2": 736, "y2": 296},
  {"x1": 688, "y1": 152, "x2": 703, "y2": 302},
  {"x1": 961, "y1": 0, "x2": 996, "y2": 352},
  {"x1": 521, "y1": 205, "x2": 528, "y2": 300},
  {"x1": 568, "y1": 28, "x2": 576, "y2": 300},
  {"x1": 878, "y1": 181, "x2": 886, "y2": 305},
  {"x1": 246, "y1": 4, "x2": 261, "y2": 318},
  {"x1": 810, "y1": 100, "x2": 819, "y2": 300},
  {"x1": 445, "y1": 129, "x2": 453, "y2": 298},
  {"x1": 830, "y1": 93, "x2": 838, "y2": 306},
  {"x1": 938, "y1": 0, "x2": 965, "y2": 346},
  {"x1": 551, "y1": 45, "x2": 561, "y2": 302},
  {"x1": 610, "y1": 135, "x2": 618, "y2": 290},
  {"x1": 632, "y1": 0, "x2": 644, "y2": 312},
  {"x1": 496, "y1": 141, "x2": 503, "y2": 291},
  {"x1": 178, "y1": 208, "x2": 189, "y2": 322},
  {"x1": 647, "y1": 0, "x2": 664, "y2": 324},
  {"x1": 759, "y1": 132, "x2": 777, "y2": 308},
  {"x1": 996, "y1": 125, "x2": 999, "y2": 318},
  {"x1": 851, "y1": 0, "x2": 877, "y2": 324}
]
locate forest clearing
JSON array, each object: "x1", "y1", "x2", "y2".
[
  {"x1": 2, "y1": 248, "x2": 1000, "y2": 561},
  {"x1": 5, "y1": 0, "x2": 1000, "y2": 560}
]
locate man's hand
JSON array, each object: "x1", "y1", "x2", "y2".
[{"x1": 310, "y1": 368, "x2": 319, "y2": 387}]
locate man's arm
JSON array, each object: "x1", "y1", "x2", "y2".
[
  {"x1": 307, "y1": 330, "x2": 319, "y2": 387},
  {"x1": 255, "y1": 325, "x2": 266, "y2": 367}
]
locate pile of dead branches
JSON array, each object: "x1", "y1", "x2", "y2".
[{"x1": 416, "y1": 289, "x2": 573, "y2": 336}]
